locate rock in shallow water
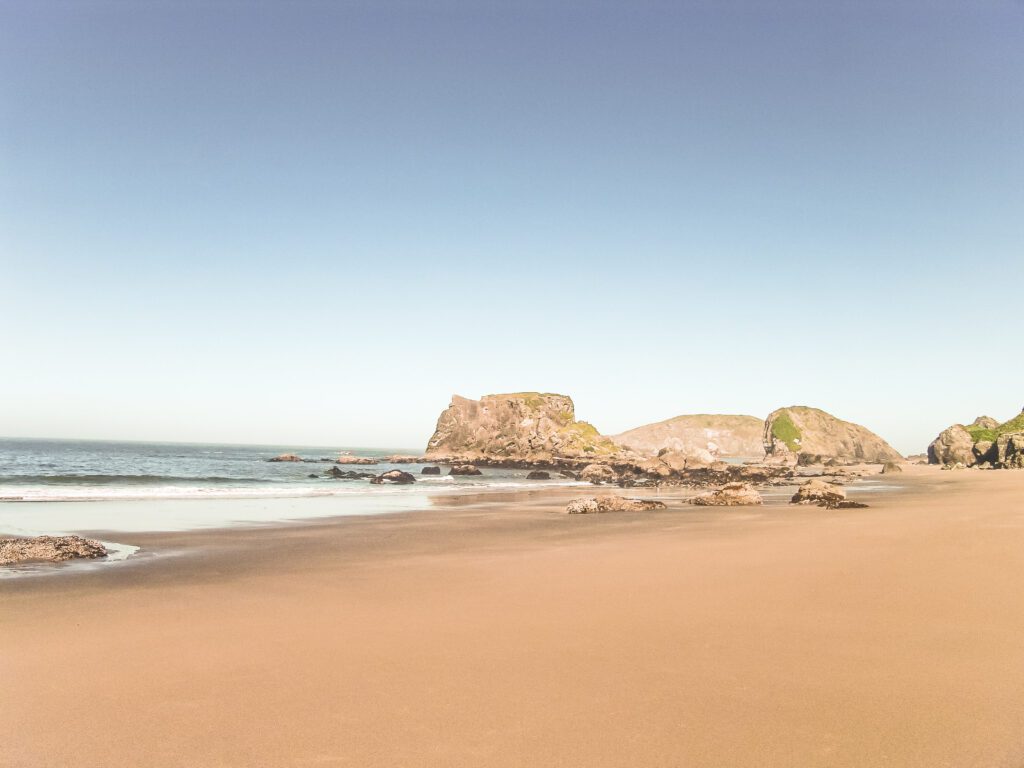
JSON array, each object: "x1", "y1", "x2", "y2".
[
  {"x1": 0, "y1": 535, "x2": 107, "y2": 566},
  {"x1": 526, "y1": 470, "x2": 551, "y2": 480},
  {"x1": 421, "y1": 466, "x2": 441, "y2": 475},
  {"x1": 370, "y1": 470, "x2": 416, "y2": 484},
  {"x1": 449, "y1": 465, "x2": 482, "y2": 476}
]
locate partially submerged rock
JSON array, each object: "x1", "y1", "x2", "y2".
[
  {"x1": 1, "y1": 535, "x2": 107, "y2": 566},
  {"x1": 449, "y1": 464, "x2": 482, "y2": 476},
  {"x1": 370, "y1": 470, "x2": 416, "y2": 484},
  {"x1": 336, "y1": 456, "x2": 377, "y2": 465},
  {"x1": 565, "y1": 496, "x2": 667, "y2": 514},
  {"x1": 690, "y1": 483, "x2": 763, "y2": 506},
  {"x1": 268, "y1": 453, "x2": 303, "y2": 463},
  {"x1": 421, "y1": 466, "x2": 441, "y2": 475},
  {"x1": 327, "y1": 466, "x2": 375, "y2": 479},
  {"x1": 526, "y1": 470, "x2": 550, "y2": 480}
]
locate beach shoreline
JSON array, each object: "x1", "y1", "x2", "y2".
[{"x1": 4, "y1": 467, "x2": 1024, "y2": 766}]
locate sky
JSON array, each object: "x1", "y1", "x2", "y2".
[{"x1": 1, "y1": 0, "x2": 1022, "y2": 454}]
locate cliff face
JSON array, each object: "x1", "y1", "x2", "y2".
[
  {"x1": 612, "y1": 414, "x2": 764, "y2": 458},
  {"x1": 763, "y1": 406, "x2": 901, "y2": 464},
  {"x1": 425, "y1": 393, "x2": 621, "y2": 461}
]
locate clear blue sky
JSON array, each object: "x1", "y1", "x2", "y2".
[{"x1": 2, "y1": 1, "x2": 1021, "y2": 454}]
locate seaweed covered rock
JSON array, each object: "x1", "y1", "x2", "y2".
[
  {"x1": 565, "y1": 496, "x2": 667, "y2": 514},
  {"x1": 763, "y1": 406, "x2": 901, "y2": 464},
  {"x1": 690, "y1": 483, "x2": 763, "y2": 506},
  {"x1": 425, "y1": 393, "x2": 622, "y2": 462},
  {"x1": 0, "y1": 535, "x2": 107, "y2": 566}
]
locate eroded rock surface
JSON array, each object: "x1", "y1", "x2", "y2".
[
  {"x1": 565, "y1": 496, "x2": 667, "y2": 514},
  {"x1": 690, "y1": 483, "x2": 763, "y2": 506},
  {"x1": 1, "y1": 536, "x2": 107, "y2": 566},
  {"x1": 764, "y1": 406, "x2": 901, "y2": 464},
  {"x1": 425, "y1": 393, "x2": 622, "y2": 462}
]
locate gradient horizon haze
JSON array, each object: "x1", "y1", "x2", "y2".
[{"x1": 2, "y1": 1, "x2": 1022, "y2": 455}]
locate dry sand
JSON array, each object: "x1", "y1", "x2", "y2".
[{"x1": 3, "y1": 468, "x2": 1024, "y2": 767}]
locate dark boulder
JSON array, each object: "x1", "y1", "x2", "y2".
[
  {"x1": 421, "y1": 466, "x2": 441, "y2": 475},
  {"x1": 526, "y1": 470, "x2": 551, "y2": 480}
]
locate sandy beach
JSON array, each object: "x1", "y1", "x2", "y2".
[{"x1": 4, "y1": 468, "x2": 1024, "y2": 767}]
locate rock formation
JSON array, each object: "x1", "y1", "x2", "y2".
[
  {"x1": 336, "y1": 456, "x2": 377, "y2": 465},
  {"x1": 526, "y1": 470, "x2": 550, "y2": 480},
  {"x1": 612, "y1": 414, "x2": 764, "y2": 458},
  {"x1": 927, "y1": 411, "x2": 1024, "y2": 469},
  {"x1": 790, "y1": 479, "x2": 868, "y2": 509},
  {"x1": 1, "y1": 535, "x2": 108, "y2": 566},
  {"x1": 449, "y1": 465, "x2": 482, "y2": 476},
  {"x1": 690, "y1": 483, "x2": 763, "y2": 506},
  {"x1": 268, "y1": 453, "x2": 303, "y2": 463},
  {"x1": 370, "y1": 470, "x2": 416, "y2": 484},
  {"x1": 763, "y1": 406, "x2": 901, "y2": 464},
  {"x1": 425, "y1": 393, "x2": 622, "y2": 462},
  {"x1": 421, "y1": 466, "x2": 441, "y2": 475},
  {"x1": 565, "y1": 496, "x2": 667, "y2": 514}
]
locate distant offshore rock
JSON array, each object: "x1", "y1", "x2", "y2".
[
  {"x1": 612, "y1": 414, "x2": 764, "y2": 459},
  {"x1": 336, "y1": 456, "x2": 378, "y2": 465},
  {"x1": 763, "y1": 406, "x2": 902, "y2": 465},
  {"x1": 1, "y1": 535, "x2": 108, "y2": 566},
  {"x1": 425, "y1": 392, "x2": 623, "y2": 463},
  {"x1": 268, "y1": 453, "x2": 303, "y2": 463}
]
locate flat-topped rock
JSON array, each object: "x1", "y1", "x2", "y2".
[
  {"x1": 425, "y1": 392, "x2": 622, "y2": 462},
  {"x1": 1, "y1": 535, "x2": 108, "y2": 566},
  {"x1": 336, "y1": 456, "x2": 377, "y2": 465},
  {"x1": 268, "y1": 453, "x2": 303, "y2": 463}
]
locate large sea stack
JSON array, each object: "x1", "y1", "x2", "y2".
[
  {"x1": 612, "y1": 414, "x2": 764, "y2": 459},
  {"x1": 425, "y1": 393, "x2": 622, "y2": 463},
  {"x1": 928, "y1": 411, "x2": 1024, "y2": 468},
  {"x1": 763, "y1": 406, "x2": 901, "y2": 464}
]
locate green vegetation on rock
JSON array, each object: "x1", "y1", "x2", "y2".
[
  {"x1": 770, "y1": 412, "x2": 802, "y2": 452},
  {"x1": 966, "y1": 413, "x2": 1024, "y2": 444}
]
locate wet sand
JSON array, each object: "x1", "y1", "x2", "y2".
[{"x1": 4, "y1": 468, "x2": 1024, "y2": 767}]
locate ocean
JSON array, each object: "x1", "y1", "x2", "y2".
[{"x1": 0, "y1": 437, "x2": 578, "y2": 503}]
